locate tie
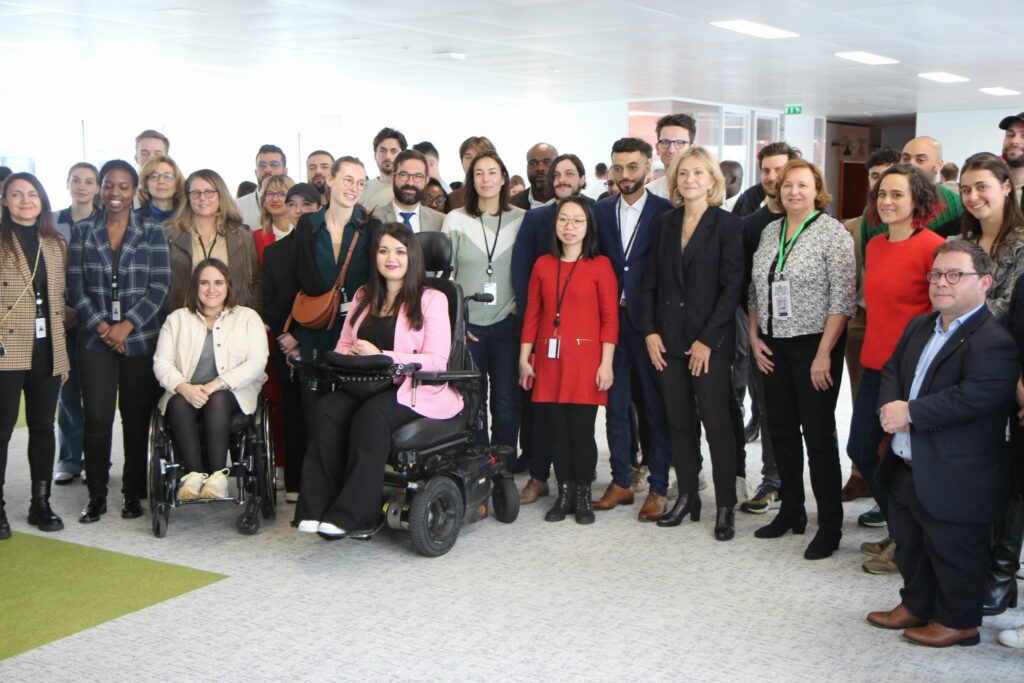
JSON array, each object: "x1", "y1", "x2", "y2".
[{"x1": 399, "y1": 212, "x2": 415, "y2": 228}]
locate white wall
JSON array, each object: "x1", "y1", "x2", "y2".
[{"x1": 916, "y1": 109, "x2": 1010, "y2": 171}]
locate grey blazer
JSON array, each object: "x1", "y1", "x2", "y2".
[{"x1": 371, "y1": 202, "x2": 444, "y2": 233}]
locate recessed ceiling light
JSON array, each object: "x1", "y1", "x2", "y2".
[
  {"x1": 710, "y1": 20, "x2": 798, "y2": 40},
  {"x1": 434, "y1": 51, "x2": 466, "y2": 61},
  {"x1": 979, "y1": 86, "x2": 1021, "y2": 96},
  {"x1": 157, "y1": 8, "x2": 204, "y2": 16},
  {"x1": 834, "y1": 51, "x2": 898, "y2": 66},
  {"x1": 918, "y1": 72, "x2": 969, "y2": 83}
]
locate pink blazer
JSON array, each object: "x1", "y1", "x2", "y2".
[{"x1": 334, "y1": 287, "x2": 464, "y2": 419}]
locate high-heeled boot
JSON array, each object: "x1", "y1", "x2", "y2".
[
  {"x1": 754, "y1": 507, "x2": 808, "y2": 538},
  {"x1": 0, "y1": 488, "x2": 10, "y2": 540},
  {"x1": 544, "y1": 482, "x2": 575, "y2": 522},
  {"x1": 982, "y1": 496, "x2": 1024, "y2": 615},
  {"x1": 27, "y1": 480, "x2": 64, "y2": 532},
  {"x1": 656, "y1": 494, "x2": 701, "y2": 527},
  {"x1": 714, "y1": 507, "x2": 735, "y2": 541},
  {"x1": 574, "y1": 483, "x2": 594, "y2": 524}
]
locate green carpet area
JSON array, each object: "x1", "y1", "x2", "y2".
[{"x1": 0, "y1": 533, "x2": 225, "y2": 660}]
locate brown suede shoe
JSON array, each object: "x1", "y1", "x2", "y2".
[
  {"x1": 867, "y1": 604, "x2": 928, "y2": 630},
  {"x1": 841, "y1": 473, "x2": 872, "y2": 501},
  {"x1": 518, "y1": 478, "x2": 550, "y2": 504},
  {"x1": 638, "y1": 492, "x2": 667, "y2": 521},
  {"x1": 903, "y1": 622, "x2": 980, "y2": 647},
  {"x1": 592, "y1": 483, "x2": 634, "y2": 510}
]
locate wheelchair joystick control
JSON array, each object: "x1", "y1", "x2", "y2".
[{"x1": 308, "y1": 349, "x2": 320, "y2": 392}]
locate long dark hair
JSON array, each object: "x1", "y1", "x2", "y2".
[
  {"x1": 352, "y1": 222, "x2": 427, "y2": 330},
  {"x1": 184, "y1": 258, "x2": 238, "y2": 313},
  {"x1": 866, "y1": 164, "x2": 943, "y2": 228},
  {"x1": 550, "y1": 196, "x2": 599, "y2": 258},
  {"x1": 464, "y1": 150, "x2": 511, "y2": 217},
  {"x1": 959, "y1": 153, "x2": 1024, "y2": 256},
  {"x1": 1, "y1": 172, "x2": 60, "y2": 256}
]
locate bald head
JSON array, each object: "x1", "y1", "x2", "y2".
[
  {"x1": 526, "y1": 142, "x2": 558, "y2": 199},
  {"x1": 720, "y1": 160, "x2": 743, "y2": 198},
  {"x1": 902, "y1": 136, "x2": 944, "y2": 180}
]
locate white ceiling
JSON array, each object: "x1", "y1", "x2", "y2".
[{"x1": 1, "y1": 0, "x2": 1022, "y2": 119}]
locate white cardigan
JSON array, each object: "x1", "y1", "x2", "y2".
[{"x1": 153, "y1": 306, "x2": 269, "y2": 415}]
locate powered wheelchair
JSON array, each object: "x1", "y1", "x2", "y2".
[
  {"x1": 291, "y1": 231, "x2": 519, "y2": 557},
  {"x1": 146, "y1": 396, "x2": 277, "y2": 538}
]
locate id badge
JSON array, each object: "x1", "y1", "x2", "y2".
[
  {"x1": 771, "y1": 279, "x2": 792, "y2": 320},
  {"x1": 111, "y1": 300, "x2": 121, "y2": 321},
  {"x1": 483, "y1": 281, "x2": 498, "y2": 306},
  {"x1": 339, "y1": 290, "x2": 351, "y2": 315},
  {"x1": 35, "y1": 317, "x2": 47, "y2": 339},
  {"x1": 547, "y1": 337, "x2": 561, "y2": 359}
]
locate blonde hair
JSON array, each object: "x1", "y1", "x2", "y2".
[
  {"x1": 666, "y1": 146, "x2": 726, "y2": 208},
  {"x1": 777, "y1": 159, "x2": 832, "y2": 210},
  {"x1": 258, "y1": 174, "x2": 295, "y2": 235},
  {"x1": 171, "y1": 169, "x2": 244, "y2": 236},
  {"x1": 137, "y1": 156, "x2": 185, "y2": 209}
]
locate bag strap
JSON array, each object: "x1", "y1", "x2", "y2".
[{"x1": 284, "y1": 227, "x2": 361, "y2": 334}]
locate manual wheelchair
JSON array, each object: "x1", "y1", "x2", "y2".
[
  {"x1": 291, "y1": 231, "x2": 519, "y2": 557},
  {"x1": 146, "y1": 397, "x2": 277, "y2": 537}
]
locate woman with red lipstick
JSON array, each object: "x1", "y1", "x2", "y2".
[{"x1": 254, "y1": 174, "x2": 295, "y2": 261}]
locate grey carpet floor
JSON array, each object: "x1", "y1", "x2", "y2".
[{"x1": 1, "y1": 385, "x2": 1021, "y2": 681}]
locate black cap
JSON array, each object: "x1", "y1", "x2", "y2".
[
  {"x1": 286, "y1": 182, "x2": 321, "y2": 205},
  {"x1": 999, "y1": 112, "x2": 1024, "y2": 130}
]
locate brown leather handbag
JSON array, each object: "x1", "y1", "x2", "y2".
[{"x1": 286, "y1": 231, "x2": 360, "y2": 331}]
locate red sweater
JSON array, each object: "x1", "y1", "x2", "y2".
[{"x1": 861, "y1": 229, "x2": 946, "y2": 370}]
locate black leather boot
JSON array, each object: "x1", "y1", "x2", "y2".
[
  {"x1": 27, "y1": 480, "x2": 64, "y2": 532},
  {"x1": 804, "y1": 527, "x2": 842, "y2": 560},
  {"x1": 982, "y1": 496, "x2": 1024, "y2": 616},
  {"x1": 714, "y1": 507, "x2": 736, "y2": 541},
  {"x1": 0, "y1": 489, "x2": 11, "y2": 540},
  {"x1": 544, "y1": 482, "x2": 575, "y2": 522},
  {"x1": 755, "y1": 507, "x2": 808, "y2": 538},
  {"x1": 656, "y1": 493, "x2": 702, "y2": 527},
  {"x1": 574, "y1": 483, "x2": 594, "y2": 524}
]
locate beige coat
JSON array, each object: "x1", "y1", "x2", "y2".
[{"x1": 153, "y1": 305, "x2": 268, "y2": 415}]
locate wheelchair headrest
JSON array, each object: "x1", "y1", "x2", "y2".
[{"x1": 417, "y1": 232, "x2": 452, "y2": 279}]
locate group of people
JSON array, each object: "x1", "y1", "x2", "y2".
[{"x1": 0, "y1": 110, "x2": 1022, "y2": 648}]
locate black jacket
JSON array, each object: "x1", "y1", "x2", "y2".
[
  {"x1": 261, "y1": 233, "x2": 295, "y2": 336},
  {"x1": 731, "y1": 184, "x2": 766, "y2": 219},
  {"x1": 641, "y1": 206, "x2": 744, "y2": 359}
]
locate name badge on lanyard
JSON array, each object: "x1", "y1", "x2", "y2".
[
  {"x1": 339, "y1": 288, "x2": 351, "y2": 315},
  {"x1": 483, "y1": 281, "x2": 498, "y2": 306},
  {"x1": 35, "y1": 294, "x2": 47, "y2": 339},
  {"x1": 547, "y1": 337, "x2": 561, "y2": 359},
  {"x1": 111, "y1": 276, "x2": 121, "y2": 321},
  {"x1": 771, "y1": 275, "x2": 792, "y2": 320}
]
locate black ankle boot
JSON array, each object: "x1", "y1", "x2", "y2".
[
  {"x1": 755, "y1": 508, "x2": 808, "y2": 538},
  {"x1": 714, "y1": 507, "x2": 736, "y2": 541},
  {"x1": 804, "y1": 527, "x2": 842, "y2": 560},
  {"x1": 27, "y1": 480, "x2": 64, "y2": 532},
  {"x1": 574, "y1": 483, "x2": 594, "y2": 524},
  {"x1": 545, "y1": 482, "x2": 575, "y2": 522},
  {"x1": 656, "y1": 494, "x2": 702, "y2": 527},
  {"x1": 79, "y1": 497, "x2": 107, "y2": 524},
  {"x1": 983, "y1": 496, "x2": 1024, "y2": 615},
  {"x1": 0, "y1": 490, "x2": 10, "y2": 540}
]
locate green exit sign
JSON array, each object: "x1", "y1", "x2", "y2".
[{"x1": 785, "y1": 105, "x2": 804, "y2": 115}]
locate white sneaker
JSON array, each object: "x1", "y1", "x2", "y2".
[
  {"x1": 198, "y1": 468, "x2": 230, "y2": 499},
  {"x1": 297, "y1": 520, "x2": 320, "y2": 533},
  {"x1": 177, "y1": 472, "x2": 207, "y2": 501},
  {"x1": 998, "y1": 625, "x2": 1024, "y2": 648},
  {"x1": 317, "y1": 521, "x2": 346, "y2": 538}
]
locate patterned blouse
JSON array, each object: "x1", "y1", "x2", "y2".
[
  {"x1": 951, "y1": 227, "x2": 1024, "y2": 323},
  {"x1": 749, "y1": 212, "x2": 857, "y2": 338}
]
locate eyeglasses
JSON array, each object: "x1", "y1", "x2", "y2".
[
  {"x1": 264, "y1": 191, "x2": 288, "y2": 201},
  {"x1": 395, "y1": 171, "x2": 426, "y2": 183},
  {"x1": 148, "y1": 172, "x2": 175, "y2": 183},
  {"x1": 657, "y1": 139, "x2": 691, "y2": 150},
  {"x1": 604, "y1": 180, "x2": 616, "y2": 188},
  {"x1": 924, "y1": 270, "x2": 980, "y2": 285},
  {"x1": 610, "y1": 163, "x2": 643, "y2": 175},
  {"x1": 337, "y1": 176, "x2": 367, "y2": 190},
  {"x1": 423, "y1": 196, "x2": 445, "y2": 207},
  {"x1": 257, "y1": 160, "x2": 283, "y2": 169},
  {"x1": 188, "y1": 189, "x2": 219, "y2": 199},
  {"x1": 556, "y1": 216, "x2": 587, "y2": 227}
]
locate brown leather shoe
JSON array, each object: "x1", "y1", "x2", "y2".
[
  {"x1": 841, "y1": 473, "x2": 872, "y2": 501},
  {"x1": 592, "y1": 483, "x2": 634, "y2": 510},
  {"x1": 866, "y1": 603, "x2": 928, "y2": 630},
  {"x1": 903, "y1": 622, "x2": 980, "y2": 647},
  {"x1": 518, "y1": 478, "x2": 550, "y2": 504},
  {"x1": 638, "y1": 492, "x2": 667, "y2": 521}
]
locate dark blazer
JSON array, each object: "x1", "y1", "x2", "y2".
[
  {"x1": 1005, "y1": 275, "x2": 1024, "y2": 495},
  {"x1": 641, "y1": 206, "x2": 744, "y2": 359},
  {"x1": 261, "y1": 232, "x2": 295, "y2": 336},
  {"x1": 594, "y1": 190, "x2": 672, "y2": 330},
  {"x1": 878, "y1": 307, "x2": 1018, "y2": 524},
  {"x1": 730, "y1": 184, "x2": 766, "y2": 218},
  {"x1": 510, "y1": 188, "x2": 533, "y2": 211}
]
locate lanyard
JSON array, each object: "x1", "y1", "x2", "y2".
[
  {"x1": 479, "y1": 212, "x2": 503, "y2": 278},
  {"x1": 776, "y1": 211, "x2": 819, "y2": 274},
  {"x1": 197, "y1": 232, "x2": 219, "y2": 262},
  {"x1": 616, "y1": 196, "x2": 640, "y2": 262},
  {"x1": 553, "y1": 256, "x2": 582, "y2": 330}
]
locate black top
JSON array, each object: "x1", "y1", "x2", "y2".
[
  {"x1": 358, "y1": 314, "x2": 397, "y2": 351},
  {"x1": 731, "y1": 184, "x2": 767, "y2": 219},
  {"x1": 13, "y1": 224, "x2": 50, "y2": 346},
  {"x1": 740, "y1": 206, "x2": 784, "y2": 310}
]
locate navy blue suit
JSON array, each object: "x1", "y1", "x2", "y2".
[{"x1": 594, "y1": 190, "x2": 673, "y2": 494}]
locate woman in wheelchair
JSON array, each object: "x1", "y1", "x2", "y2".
[
  {"x1": 153, "y1": 259, "x2": 268, "y2": 501},
  {"x1": 295, "y1": 222, "x2": 463, "y2": 539}
]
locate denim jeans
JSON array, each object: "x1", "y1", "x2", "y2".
[
  {"x1": 56, "y1": 328, "x2": 84, "y2": 475},
  {"x1": 467, "y1": 313, "x2": 521, "y2": 468},
  {"x1": 846, "y1": 367, "x2": 888, "y2": 518}
]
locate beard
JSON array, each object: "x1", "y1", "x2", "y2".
[
  {"x1": 395, "y1": 184, "x2": 423, "y2": 205},
  {"x1": 528, "y1": 171, "x2": 546, "y2": 191},
  {"x1": 616, "y1": 177, "x2": 642, "y2": 195},
  {"x1": 311, "y1": 176, "x2": 327, "y2": 192},
  {"x1": 553, "y1": 183, "x2": 579, "y2": 199},
  {"x1": 1004, "y1": 150, "x2": 1024, "y2": 168}
]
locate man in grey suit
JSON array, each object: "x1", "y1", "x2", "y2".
[{"x1": 370, "y1": 149, "x2": 443, "y2": 232}]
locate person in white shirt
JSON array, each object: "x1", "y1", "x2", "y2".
[
  {"x1": 362, "y1": 127, "x2": 407, "y2": 213},
  {"x1": 646, "y1": 113, "x2": 696, "y2": 199},
  {"x1": 721, "y1": 160, "x2": 743, "y2": 212},
  {"x1": 370, "y1": 149, "x2": 443, "y2": 233},
  {"x1": 237, "y1": 144, "x2": 288, "y2": 230},
  {"x1": 510, "y1": 143, "x2": 558, "y2": 210}
]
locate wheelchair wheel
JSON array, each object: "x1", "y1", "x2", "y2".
[
  {"x1": 408, "y1": 476, "x2": 463, "y2": 557},
  {"x1": 491, "y1": 475, "x2": 519, "y2": 523},
  {"x1": 152, "y1": 503, "x2": 169, "y2": 538},
  {"x1": 146, "y1": 410, "x2": 168, "y2": 520},
  {"x1": 257, "y1": 400, "x2": 277, "y2": 520},
  {"x1": 236, "y1": 499, "x2": 261, "y2": 535}
]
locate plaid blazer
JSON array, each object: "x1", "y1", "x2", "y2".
[
  {"x1": 0, "y1": 232, "x2": 70, "y2": 373},
  {"x1": 69, "y1": 211, "x2": 170, "y2": 357}
]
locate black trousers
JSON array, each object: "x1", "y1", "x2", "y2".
[
  {"x1": 78, "y1": 346, "x2": 158, "y2": 499},
  {"x1": 295, "y1": 387, "x2": 418, "y2": 530},
  {"x1": 166, "y1": 391, "x2": 241, "y2": 473},
  {"x1": 761, "y1": 332, "x2": 845, "y2": 530},
  {"x1": 274, "y1": 352, "x2": 306, "y2": 493},
  {"x1": 0, "y1": 342, "x2": 59, "y2": 488},
  {"x1": 888, "y1": 459, "x2": 990, "y2": 629},
  {"x1": 538, "y1": 403, "x2": 598, "y2": 485},
  {"x1": 658, "y1": 357, "x2": 738, "y2": 508}
]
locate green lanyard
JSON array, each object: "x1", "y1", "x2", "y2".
[{"x1": 776, "y1": 211, "x2": 819, "y2": 274}]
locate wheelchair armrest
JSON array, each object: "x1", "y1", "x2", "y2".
[{"x1": 412, "y1": 370, "x2": 480, "y2": 384}]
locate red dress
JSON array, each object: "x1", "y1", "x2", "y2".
[{"x1": 521, "y1": 254, "x2": 619, "y2": 405}]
